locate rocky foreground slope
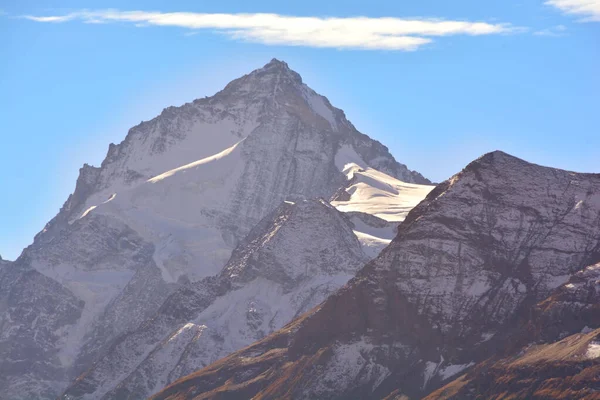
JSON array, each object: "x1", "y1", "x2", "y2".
[
  {"x1": 151, "y1": 151, "x2": 600, "y2": 400},
  {"x1": 0, "y1": 59, "x2": 431, "y2": 400},
  {"x1": 426, "y1": 262, "x2": 600, "y2": 399}
]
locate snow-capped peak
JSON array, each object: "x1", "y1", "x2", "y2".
[
  {"x1": 3, "y1": 58, "x2": 432, "y2": 400},
  {"x1": 254, "y1": 58, "x2": 301, "y2": 82}
]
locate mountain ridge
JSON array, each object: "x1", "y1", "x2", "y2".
[
  {"x1": 0, "y1": 59, "x2": 433, "y2": 400},
  {"x1": 33, "y1": 58, "x2": 430, "y2": 256},
  {"x1": 150, "y1": 149, "x2": 600, "y2": 399}
]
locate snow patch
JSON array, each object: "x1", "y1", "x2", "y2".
[
  {"x1": 318, "y1": 339, "x2": 382, "y2": 392},
  {"x1": 89, "y1": 138, "x2": 247, "y2": 282},
  {"x1": 480, "y1": 332, "x2": 495, "y2": 342},
  {"x1": 301, "y1": 85, "x2": 337, "y2": 131},
  {"x1": 466, "y1": 278, "x2": 490, "y2": 297},
  {"x1": 148, "y1": 139, "x2": 244, "y2": 183},
  {"x1": 439, "y1": 362, "x2": 474, "y2": 380},
  {"x1": 353, "y1": 231, "x2": 392, "y2": 259},
  {"x1": 169, "y1": 323, "x2": 204, "y2": 343},
  {"x1": 586, "y1": 341, "x2": 600, "y2": 359},
  {"x1": 333, "y1": 167, "x2": 434, "y2": 222},
  {"x1": 422, "y1": 361, "x2": 439, "y2": 388},
  {"x1": 347, "y1": 215, "x2": 396, "y2": 258},
  {"x1": 546, "y1": 274, "x2": 572, "y2": 290},
  {"x1": 581, "y1": 326, "x2": 594, "y2": 334},
  {"x1": 79, "y1": 206, "x2": 97, "y2": 219},
  {"x1": 73, "y1": 113, "x2": 259, "y2": 225},
  {"x1": 334, "y1": 144, "x2": 368, "y2": 172}
]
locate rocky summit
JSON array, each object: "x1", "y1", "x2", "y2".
[{"x1": 0, "y1": 59, "x2": 433, "y2": 400}]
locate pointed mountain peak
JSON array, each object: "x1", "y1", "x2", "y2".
[
  {"x1": 461, "y1": 150, "x2": 590, "y2": 179},
  {"x1": 221, "y1": 198, "x2": 366, "y2": 288},
  {"x1": 478, "y1": 150, "x2": 520, "y2": 163},
  {"x1": 265, "y1": 58, "x2": 290, "y2": 69},
  {"x1": 460, "y1": 150, "x2": 533, "y2": 177},
  {"x1": 251, "y1": 58, "x2": 303, "y2": 84},
  {"x1": 215, "y1": 58, "x2": 304, "y2": 99}
]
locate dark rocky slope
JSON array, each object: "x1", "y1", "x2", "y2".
[
  {"x1": 151, "y1": 151, "x2": 600, "y2": 400},
  {"x1": 425, "y1": 262, "x2": 600, "y2": 399}
]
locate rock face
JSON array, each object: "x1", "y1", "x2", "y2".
[
  {"x1": 427, "y1": 262, "x2": 600, "y2": 399},
  {"x1": 151, "y1": 151, "x2": 600, "y2": 400},
  {"x1": 424, "y1": 329, "x2": 600, "y2": 400},
  {"x1": 1, "y1": 59, "x2": 431, "y2": 399},
  {"x1": 0, "y1": 260, "x2": 83, "y2": 400},
  {"x1": 60, "y1": 199, "x2": 370, "y2": 400},
  {"x1": 529, "y1": 262, "x2": 600, "y2": 344},
  {"x1": 36, "y1": 58, "x2": 429, "y2": 286},
  {"x1": 1, "y1": 214, "x2": 171, "y2": 400}
]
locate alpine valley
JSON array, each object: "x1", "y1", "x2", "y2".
[{"x1": 3, "y1": 59, "x2": 598, "y2": 400}]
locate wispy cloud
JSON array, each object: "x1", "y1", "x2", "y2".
[
  {"x1": 20, "y1": 9, "x2": 519, "y2": 51},
  {"x1": 23, "y1": 15, "x2": 74, "y2": 22},
  {"x1": 545, "y1": 0, "x2": 600, "y2": 22},
  {"x1": 534, "y1": 24, "x2": 568, "y2": 36}
]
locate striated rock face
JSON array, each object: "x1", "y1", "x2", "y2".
[
  {"x1": 424, "y1": 329, "x2": 600, "y2": 400},
  {"x1": 427, "y1": 263, "x2": 600, "y2": 399},
  {"x1": 529, "y1": 262, "x2": 600, "y2": 343},
  {"x1": 151, "y1": 151, "x2": 600, "y2": 400},
  {"x1": 60, "y1": 199, "x2": 369, "y2": 400},
  {"x1": 1, "y1": 214, "x2": 172, "y2": 400},
  {"x1": 0, "y1": 260, "x2": 83, "y2": 400},
  {"x1": 2, "y1": 59, "x2": 430, "y2": 400}
]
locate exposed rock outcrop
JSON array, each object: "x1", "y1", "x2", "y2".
[{"x1": 151, "y1": 151, "x2": 600, "y2": 400}]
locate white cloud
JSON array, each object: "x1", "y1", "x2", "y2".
[
  {"x1": 534, "y1": 24, "x2": 568, "y2": 35},
  {"x1": 23, "y1": 15, "x2": 75, "y2": 23},
  {"x1": 20, "y1": 9, "x2": 518, "y2": 51},
  {"x1": 545, "y1": 0, "x2": 600, "y2": 22}
]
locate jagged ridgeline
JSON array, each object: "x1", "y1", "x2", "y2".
[
  {"x1": 151, "y1": 151, "x2": 600, "y2": 400},
  {"x1": 0, "y1": 59, "x2": 433, "y2": 400}
]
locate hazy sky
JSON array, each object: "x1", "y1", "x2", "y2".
[{"x1": 1, "y1": 0, "x2": 599, "y2": 260}]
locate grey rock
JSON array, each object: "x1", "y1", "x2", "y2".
[
  {"x1": 1, "y1": 59, "x2": 429, "y2": 399},
  {"x1": 147, "y1": 151, "x2": 600, "y2": 400}
]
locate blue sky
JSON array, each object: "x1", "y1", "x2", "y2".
[{"x1": 1, "y1": 0, "x2": 599, "y2": 260}]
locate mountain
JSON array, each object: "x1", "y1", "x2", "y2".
[
  {"x1": 58, "y1": 168, "x2": 432, "y2": 400},
  {"x1": 57, "y1": 155, "x2": 433, "y2": 399},
  {"x1": 60, "y1": 199, "x2": 372, "y2": 399},
  {"x1": 150, "y1": 151, "x2": 600, "y2": 400},
  {"x1": 0, "y1": 260, "x2": 84, "y2": 399},
  {"x1": 36, "y1": 58, "x2": 429, "y2": 284},
  {"x1": 0, "y1": 59, "x2": 431, "y2": 400},
  {"x1": 2, "y1": 210, "x2": 168, "y2": 399},
  {"x1": 426, "y1": 262, "x2": 600, "y2": 399}
]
